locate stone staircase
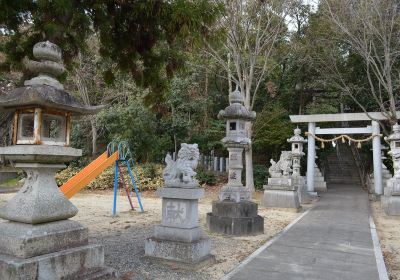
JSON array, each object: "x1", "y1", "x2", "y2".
[{"x1": 324, "y1": 143, "x2": 362, "y2": 186}]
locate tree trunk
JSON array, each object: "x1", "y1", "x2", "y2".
[
  {"x1": 245, "y1": 122, "x2": 255, "y2": 192},
  {"x1": 90, "y1": 118, "x2": 97, "y2": 159}
]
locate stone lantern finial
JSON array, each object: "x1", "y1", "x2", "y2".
[
  {"x1": 24, "y1": 41, "x2": 66, "y2": 90},
  {"x1": 229, "y1": 85, "x2": 244, "y2": 105}
]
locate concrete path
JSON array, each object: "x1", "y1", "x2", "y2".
[{"x1": 227, "y1": 184, "x2": 382, "y2": 280}]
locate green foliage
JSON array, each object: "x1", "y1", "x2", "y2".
[
  {"x1": 253, "y1": 102, "x2": 293, "y2": 152},
  {"x1": 97, "y1": 95, "x2": 171, "y2": 162},
  {"x1": 0, "y1": 0, "x2": 222, "y2": 93},
  {"x1": 253, "y1": 165, "x2": 269, "y2": 190},
  {"x1": 196, "y1": 168, "x2": 217, "y2": 185}
]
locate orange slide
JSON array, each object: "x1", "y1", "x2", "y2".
[{"x1": 60, "y1": 151, "x2": 119, "y2": 199}]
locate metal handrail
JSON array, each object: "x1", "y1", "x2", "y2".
[{"x1": 349, "y1": 143, "x2": 371, "y2": 189}]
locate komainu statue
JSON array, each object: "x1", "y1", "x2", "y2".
[
  {"x1": 268, "y1": 151, "x2": 293, "y2": 178},
  {"x1": 163, "y1": 143, "x2": 200, "y2": 188}
]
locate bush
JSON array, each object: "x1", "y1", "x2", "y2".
[
  {"x1": 56, "y1": 163, "x2": 164, "y2": 191},
  {"x1": 196, "y1": 168, "x2": 217, "y2": 185},
  {"x1": 253, "y1": 164, "x2": 269, "y2": 190}
]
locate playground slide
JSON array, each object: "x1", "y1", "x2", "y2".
[{"x1": 60, "y1": 151, "x2": 119, "y2": 199}]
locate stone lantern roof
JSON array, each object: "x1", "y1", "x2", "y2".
[
  {"x1": 217, "y1": 88, "x2": 256, "y2": 121},
  {"x1": 0, "y1": 41, "x2": 103, "y2": 115},
  {"x1": 288, "y1": 127, "x2": 307, "y2": 144}
]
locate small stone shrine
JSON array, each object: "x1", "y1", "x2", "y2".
[
  {"x1": 0, "y1": 41, "x2": 115, "y2": 279},
  {"x1": 145, "y1": 143, "x2": 212, "y2": 265},
  {"x1": 206, "y1": 88, "x2": 264, "y2": 235},
  {"x1": 382, "y1": 124, "x2": 400, "y2": 215}
]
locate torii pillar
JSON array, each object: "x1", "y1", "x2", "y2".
[
  {"x1": 306, "y1": 122, "x2": 316, "y2": 193},
  {"x1": 372, "y1": 121, "x2": 383, "y2": 195}
]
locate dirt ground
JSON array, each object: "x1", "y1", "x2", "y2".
[
  {"x1": 371, "y1": 200, "x2": 400, "y2": 280},
  {"x1": 0, "y1": 186, "x2": 304, "y2": 280}
]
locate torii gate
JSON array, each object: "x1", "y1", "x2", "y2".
[{"x1": 290, "y1": 112, "x2": 400, "y2": 195}]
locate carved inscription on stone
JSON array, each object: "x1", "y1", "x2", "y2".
[
  {"x1": 165, "y1": 201, "x2": 187, "y2": 224},
  {"x1": 230, "y1": 153, "x2": 238, "y2": 161}
]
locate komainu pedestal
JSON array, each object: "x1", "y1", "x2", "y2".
[
  {"x1": 145, "y1": 188, "x2": 212, "y2": 264},
  {"x1": 262, "y1": 177, "x2": 301, "y2": 210}
]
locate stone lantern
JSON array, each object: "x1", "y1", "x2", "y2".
[
  {"x1": 288, "y1": 127, "x2": 307, "y2": 177},
  {"x1": 382, "y1": 124, "x2": 400, "y2": 215},
  {"x1": 0, "y1": 41, "x2": 115, "y2": 279},
  {"x1": 206, "y1": 88, "x2": 264, "y2": 235}
]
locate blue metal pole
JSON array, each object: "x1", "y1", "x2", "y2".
[
  {"x1": 126, "y1": 160, "x2": 144, "y2": 212},
  {"x1": 112, "y1": 161, "x2": 119, "y2": 216}
]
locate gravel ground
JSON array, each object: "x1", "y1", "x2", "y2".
[
  {"x1": 371, "y1": 200, "x2": 400, "y2": 280},
  {"x1": 0, "y1": 187, "x2": 305, "y2": 280}
]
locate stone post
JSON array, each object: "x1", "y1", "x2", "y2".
[
  {"x1": 372, "y1": 121, "x2": 383, "y2": 195},
  {"x1": 219, "y1": 157, "x2": 224, "y2": 172},
  {"x1": 214, "y1": 156, "x2": 219, "y2": 171},
  {"x1": 225, "y1": 158, "x2": 229, "y2": 172},
  {"x1": 306, "y1": 122, "x2": 316, "y2": 193},
  {"x1": 145, "y1": 144, "x2": 212, "y2": 265}
]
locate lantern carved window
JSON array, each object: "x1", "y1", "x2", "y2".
[{"x1": 13, "y1": 108, "x2": 71, "y2": 146}]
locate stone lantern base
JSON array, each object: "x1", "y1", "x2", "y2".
[
  {"x1": 206, "y1": 201, "x2": 264, "y2": 235},
  {"x1": 0, "y1": 151, "x2": 116, "y2": 279},
  {"x1": 261, "y1": 177, "x2": 301, "y2": 210},
  {"x1": 382, "y1": 178, "x2": 400, "y2": 215},
  {"x1": 145, "y1": 187, "x2": 213, "y2": 265},
  {"x1": 0, "y1": 220, "x2": 116, "y2": 280}
]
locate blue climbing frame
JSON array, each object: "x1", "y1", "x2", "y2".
[{"x1": 108, "y1": 141, "x2": 144, "y2": 216}]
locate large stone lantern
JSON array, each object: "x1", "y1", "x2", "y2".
[
  {"x1": 383, "y1": 124, "x2": 400, "y2": 215},
  {"x1": 0, "y1": 41, "x2": 115, "y2": 279},
  {"x1": 206, "y1": 88, "x2": 264, "y2": 235},
  {"x1": 288, "y1": 127, "x2": 307, "y2": 177}
]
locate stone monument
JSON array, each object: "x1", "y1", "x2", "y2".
[
  {"x1": 206, "y1": 88, "x2": 264, "y2": 235},
  {"x1": 382, "y1": 124, "x2": 400, "y2": 215},
  {"x1": 145, "y1": 143, "x2": 212, "y2": 265},
  {"x1": 0, "y1": 41, "x2": 115, "y2": 279}
]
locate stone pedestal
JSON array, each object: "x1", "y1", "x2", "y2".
[
  {"x1": 372, "y1": 163, "x2": 392, "y2": 194},
  {"x1": 292, "y1": 176, "x2": 311, "y2": 204},
  {"x1": 206, "y1": 201, "x2": 264, "y2": 235},
  {"x1": 262, "y1": 177, "x2": 301, "y2": 210},
  {"x1": 0, "y1": 220, "x2": 115, "y2": 280},
  {"x1": 145, "y1": 187, "x2": 212, "y2": 265},
  {"x1": 313, "y1": 163, "x2": 327, "y2": 192},
  {"x1": 382, "y1": 178, "x2": 400, "y2": 215}
]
